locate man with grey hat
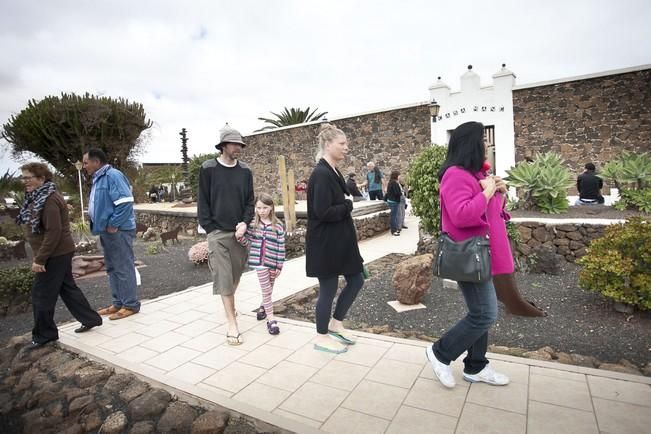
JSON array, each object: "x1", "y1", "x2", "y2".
[{"x1": 198, "y1": 125, "x2": 254, "y2": 345}]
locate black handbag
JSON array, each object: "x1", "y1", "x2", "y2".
[{"x1": 434, "y1": 232, "x2": 491, "y2": 283}]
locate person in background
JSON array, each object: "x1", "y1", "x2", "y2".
[
  {"x1": 306, "y1": 123, "x2": 364, "y2": 354},
  {"x1": 576, "y1": 163, "x2": 604, "y2": 205},
  {"x1": 17, "y1": 162, "x2": 102, "y2": 349},
  {"x1": 397, "y1": 178, "x2": 408, "y2": 230},
  {"x1": 83, "y1": 148, "x2": 140, "y2": 320},
  {"x1": 361, "y1": 161, "x2": 385, "y2": 200},
  {"x1": 346, "y1": 173, "x2": 364, "y2": 201},
  {"x1": 385, "y1": 170, "x2": 403, "y2": 236}
]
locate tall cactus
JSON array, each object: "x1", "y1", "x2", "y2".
[{"x1": 1, "y1": 92, "x2": 152, "y2": 184}]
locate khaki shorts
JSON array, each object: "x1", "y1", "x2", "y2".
[{"x1": 207, "y1": 230, "x2": 248, "y2": 296}]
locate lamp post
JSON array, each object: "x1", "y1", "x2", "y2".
[
  {"x1": 171, "y1": 173, "x2": 176, "y2": 202},
  {"x1": 429, "y1": 99, "x2": 441, "y2": 122},
  {"x1": 74, "y1": 161, "x2": 85, "y2": 226}
]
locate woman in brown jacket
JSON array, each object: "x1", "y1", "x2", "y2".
[{"x1": 16, "y1": 163, "x2": 102, "y2": 348}]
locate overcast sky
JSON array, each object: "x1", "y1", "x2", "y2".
[{"x1": 1, "y1": 0, "x2": 650, "y2": 172}]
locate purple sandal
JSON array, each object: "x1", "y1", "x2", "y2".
[{"x1": 267, "y1": 320, "x2": 280, "y2": 335}]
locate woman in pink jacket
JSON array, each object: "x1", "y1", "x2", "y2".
[{"x1": 425, "y1": 121, "x2": 510, "y2": 389}]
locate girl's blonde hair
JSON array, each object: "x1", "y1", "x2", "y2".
[
  {"x1": 315, "y1": 123, "x2": 345, "y2": 162},
  {"x1": 254, "y1": 192, "x2": 280, "y2": 227}
]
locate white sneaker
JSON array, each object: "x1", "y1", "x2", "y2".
[
  {"x1": 425, "y1": 346, "x2": 455, "y2": 388},
  {"x1": 463, "y1": 365, "x2": 510, "y2": 386}
]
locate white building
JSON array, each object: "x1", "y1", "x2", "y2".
[{"x1": 429, "y1": 64, "x2": 516, "y2": 178}]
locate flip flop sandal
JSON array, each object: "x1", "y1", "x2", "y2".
[
  {"x1": 314, "y1": 343, "x2": 348, "y2": 354},
  {"x1": 226, "y1": 333, "x2": 243, "y2": 346},
  {"x1": 267, "y1": 320, "x2": 280, "y2": 335},
  {"x1": 256, "y1": 305, "x2": 267, "y2": 321},
  {"x1": 328, "y1": 330, "x2": 356, "y2": 345}
]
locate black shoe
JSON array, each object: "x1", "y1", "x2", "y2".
[
  {"x1": 25, "y1": 340, "x2": 56, "y2": 350},
  {"x1": 74, "y1": 324, "x2": 98, "y2": 333},
  {"x1": 256, "y1": 305, "x2": 267, "y2": 321},
  {"x1": 402, "y1": 225, "x2": 408, "y2": 229}
]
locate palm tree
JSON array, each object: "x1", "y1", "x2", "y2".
[{"x1": 255, "y1": 107, "x2": 328, "y2": 132}]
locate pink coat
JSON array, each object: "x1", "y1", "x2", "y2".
[{"x1": 440, "y1": 166, "x2": 514, "y2": 275}]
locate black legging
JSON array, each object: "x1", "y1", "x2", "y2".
[
  {"x1": 32, "y1": 252, "x2": 102, "y2": 344},
  {"x1": 316, "y1": 273, "x2": 364, "y2": 334}
]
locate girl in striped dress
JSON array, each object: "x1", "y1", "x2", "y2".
[{"x1": 237, "y1": 193, "x2": 286, "y2": 335}]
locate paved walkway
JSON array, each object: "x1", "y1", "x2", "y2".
[{"x1": 58, "y1": 215, "x2": 651, "y2": 434}]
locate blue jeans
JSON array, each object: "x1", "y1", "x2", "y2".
[
  {"x1": 100, "y1": 229, "x2": 140, "y2": 311},
  {"x1": 432, "y1": 279, "x2": 498, "y2": 374},
  {"x1": 388, "y1": 201, "x2": 400, "y2": 232}
]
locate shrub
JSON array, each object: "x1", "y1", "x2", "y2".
[
  {"x1": 145, "y1": 242, "x2": 162, "y2": 255},
  {"x1": 578, "y1": 217, "x2": 651, "y2": 310},
  {"x1": 0, "y1": 265, "x2": 33, "y2": 303},
  {"x1": 407, "y1": 145, "x2": 447, "y2": 234},
  {"x1": 505, "y1": 152, "x2": 573, "y2": 214},
  {"x1": 188, "y1": 241, "x2": 209, "y2": 264},
  {"x1": 188, "y1": 153, "x2": 219, "y2": 201}
]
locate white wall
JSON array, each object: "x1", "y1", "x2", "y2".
[{"x1": 429, "y1": 65, "x2": 516, "y2": 178}]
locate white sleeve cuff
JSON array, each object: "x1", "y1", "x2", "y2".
[{"x1": 113, "y1": 196, "x2": 134, "y2": 206}]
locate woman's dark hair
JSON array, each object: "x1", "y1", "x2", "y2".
[
  {"x1": 390, "y1": 170, "x2": 400, "y2": 181},
  {"x1": 85, "y1": 148, "x2": 108, "y2": 164},
  {"x1": 373, "y1": 166, "x2": 382, "y2": 184},
  {"x1": 20, "y1": 162, "x2": 54, "y2": 182},
  {"x1": 437, "y1": 121, "x2": 486, "y2": 180}
]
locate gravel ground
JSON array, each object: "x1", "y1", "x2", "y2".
[
  {"x1": 281, "y1": 254, "x2": 651, "y2": 367},
  {"x1": 0, "y1": 237, "x2": 214, "y2": 344}
]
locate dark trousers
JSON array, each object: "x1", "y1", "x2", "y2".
[
  {"x1": 432, "y1": 279, "x2": 498, "y2": 374},
  {"x1": 316, "y1": 273, "x2": 364, "y2": 334},
  {"x1": 369, "y1": 190, "x2": 383, "y2": 200},
  {"x1": 32, "y1": 252, "x2": 102, "y2": 344}
]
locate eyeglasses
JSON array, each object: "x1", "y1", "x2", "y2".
[{"x1": 20, "y1": 176, "x2": 37, "y2": 181}]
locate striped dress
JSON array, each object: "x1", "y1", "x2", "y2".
[{"x1": 238, "y1": 221, "x2": 286, "y2": 270}]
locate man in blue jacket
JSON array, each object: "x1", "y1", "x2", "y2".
[{"x1": 83, "y1": 148, "x2": 140, "y2": 320}]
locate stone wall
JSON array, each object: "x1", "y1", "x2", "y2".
[
  {"x1": 417, "y1": 220, "x2": 609, "y2": 263},
  {"x1": 513, "y1": 69, "x2": 651, "y2": 193},
  {"x1": 135, "y1": 210, "x2": 390, "y2": 259},
  {"x1": 242, "y1": 104, "x2": 432, "y2": 194}
]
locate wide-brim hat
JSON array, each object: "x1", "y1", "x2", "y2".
[{"x1": 216, "y1": 127, "x2": 246, "y2": 149}]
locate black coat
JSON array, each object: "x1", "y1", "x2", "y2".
[{"x1": 305, "y1": 159, "x2": 364, "y2": 278}]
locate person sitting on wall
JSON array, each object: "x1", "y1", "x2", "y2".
[
  {"x1": 576, "y1": 163, "x2": 604, "y2": 205},
  {"x1": 346, "y1": 173, "x2": 365, "y2": 201}
]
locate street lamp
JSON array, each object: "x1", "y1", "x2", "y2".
[
  {"x1": 429, "y1": 99, "x2": 441, "y2": 122},
  {"x1": 74, "y1": 161, "x2": 85, "y2": 226},
  {"x1": 171, "y1": 173, "x2": 176, "y2": 202}
]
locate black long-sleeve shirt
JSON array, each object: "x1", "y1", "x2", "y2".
[
  {"x1": 577, "y1": 171, "x2": 603, "y2": 200},
  {"x1": 198, "y1": 158, "x2": 254, "y2": 233},
  {"x1": 385, "y1": 179, "x2": 403, "y2": 202}
]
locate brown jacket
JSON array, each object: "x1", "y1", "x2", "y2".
[{"x1": 23, "y1": 192, "x2": 76, "y2": 265}]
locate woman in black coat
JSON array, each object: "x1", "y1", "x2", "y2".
[{"x1": 306, "y1": 123, "x2": 364, "y2": 354}]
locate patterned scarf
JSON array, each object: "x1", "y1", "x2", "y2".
[{"x1": 15, "y1": 181, "x2": 57, "y2": 234}]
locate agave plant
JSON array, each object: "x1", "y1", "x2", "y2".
[
  {"x1": 602, "y1": 152, "x2": 651, "y2": 190},
  {"x1": 505, "y1": 152, "x2": 573, "y2": 213}
]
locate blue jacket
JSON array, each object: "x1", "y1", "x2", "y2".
[{"x1": 89, "y1": 166, "x2": 136, "y2": 235}]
